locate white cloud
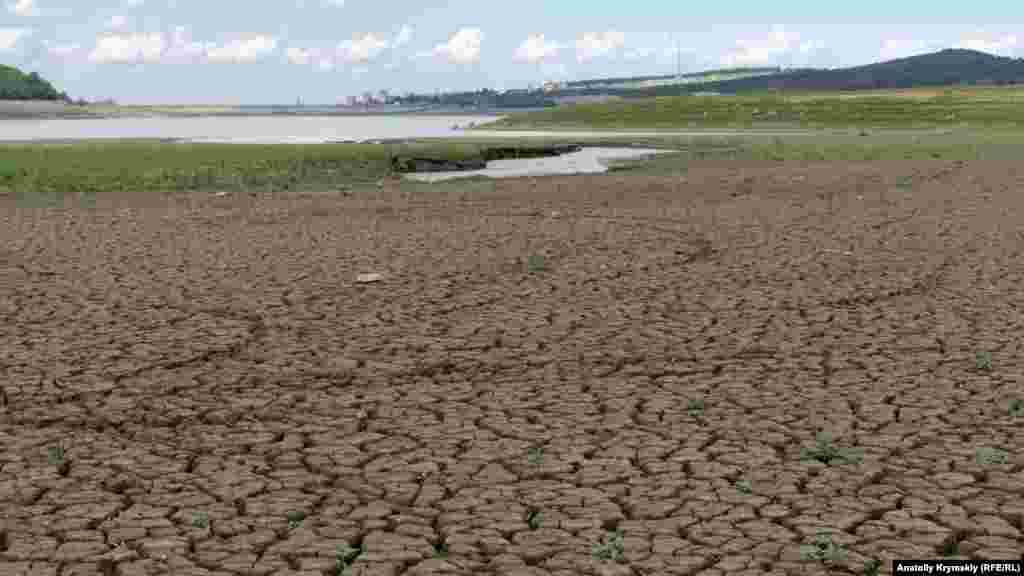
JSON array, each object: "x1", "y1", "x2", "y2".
[
  {"x1": 0, "y1": 27, "x2": 30, "y2": 50},
  {"x1": 206, "y1": 34, "x2": 277, "y2": 63},
  {"x1": 576, "y1": 30, "x2": 625, "y2": 63},
  {"x1": 286, "y1": 46, "x2": 312, "y2": 65},
  {"x1": 107, "y1": 15, "x2": 127, "y2": 30},
  {"x1": 123, "y1": 0, "x2": 143, "y2": 6},
  {"x1": 166, "y1": 26, "x2": 214, "y2": 62},
  {"x1": 337, "y1": 33, "x2": 388, "y2": 63},
  {"x1": 285, "y1": 46, "x2": 340, "y2": 70},
  {"x1": 8, "y1": 0, "x2": 36, "y2": 16},
  {"x1": 393, "y1": 25, "x2": 412, "y2": 49},
  {"x1": 325, "y1": 0, "x2": 344, "y2": 5},
  {"x1": 955, "y1": 31, "x2": 1018, "y2": 57},
  {"x1": 878, "y1": 37, "x2": 930, "y2": 61},
  {"x1": 88, "y1": 32, "x2": 166, "y2": 63},
  {"x1": 47, "y1": 41, "x2": 80, "y2": 58},
  {"x1": 87, "y1": 28, "x2": 278, "y2": 65},
  {"x1": 432, "y1": 27, "x2": 483, "y2": 65},
  {"x1": 720, "y1": 24, "x2": 823, "y2": 67},
  {"x1": 624, "y1": 46, "x2": 656, "y2": 61},
  {"x1": 514, "y1": 33, "x2": 561, "y2": 64}
]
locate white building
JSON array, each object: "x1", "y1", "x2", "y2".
[{"x1": 542, "y1": 80, "x2": 562, "y2": 93}]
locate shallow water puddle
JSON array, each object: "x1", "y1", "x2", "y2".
[{"x1": 403, "y1": 147, "x2": 674, "y2": 181}]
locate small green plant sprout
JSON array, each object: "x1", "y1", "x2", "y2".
[
  {"x1": 432, "y1": 542, "x2": 449, "y2": 559},
  {"x1": 975, "y1": 351, "x2": 993, "y2": 371},
  {"x1": 191, "y1": 512, "x2": 210, "y2": 529},
  {"x1": 527, "y1": 446, "x2": 545, "y2": 465},
  {"x1": 592, "y1": 528, "x2": 625, "y2": 562},
  {"x1": 286, "y1": 510, "x2": 306, "y2": 529},
  {"x1": 47, "y1": 445, "x2": 66, "y2": 466},
  {"x1": 335, "y1": 543, "x2": 364, "y2": 575},
  {"x1": 976, "y1": 447, "x2": 1009, "y2": 465},
  {"x1": 735, "y1": 479, "x2": 753, "y2": 494},
  {"x1": 942, "y1": 537, "x2": 960, "y2": 557},
  {"x1": 687, "y1": 398, "x2": 705, "y2": 417},
  {"x1": 526, "y1": 254, "x2": 547, "y2": 273},
  {"x1": 799, "y1": 530, "x2": 849, "y2": 563},
  {"x1": 1009, "y1": 398, "x2": 1024, "y2": 417},
  {"x1": 864, "y1": 559, "x2": 882, "y2": 576},
  {"x1": 800, "y1": 432, "x2": 864, "y2": 465},
  {"x1": 526, "y1": 510, "x2": 544, "y2": 530},
  {"x1": 77, "y1": 191, "x2": 97, "y2": 209},
  {"x1": 0, "y1": 160, "x2": 16, "y2": 181}
]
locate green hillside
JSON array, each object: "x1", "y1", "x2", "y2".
[
  {"x1": 635, "y1": 49, "x2": 1024, "y2": 96},
  {"x1": 486, "y1": 89, "x2": 1024, "y2": 131},
  {"x1": 0, "y1": 64, "x2": 66, "y2": 100}
]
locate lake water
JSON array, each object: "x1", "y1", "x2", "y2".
[
  {"x1": 0, "y1": 114, "x2": 709, "y2": 179},
  {"x1": 0, "y1": 114, "x2": 499, "y2": 143},
  {"x1": 0, "y1": 114, "x2": 820, "y2": 144}
]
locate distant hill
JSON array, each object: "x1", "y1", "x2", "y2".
[
  {"x1": 563, "y1": 67, "x2": 781, "y2": 89},
  {"x1": 641, "y1": 49, "x2": 1024, "y2": 95},
  {"x1": 0, "y1": 64, "x2": 67, "y2": 100}
]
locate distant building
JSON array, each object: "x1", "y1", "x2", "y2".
[
  {"x1": 552, "y1": 94, "x2": 623, "y2": 106},
  {"x1": 542, "y1": 80, "x2": 562, "y2": 93}
]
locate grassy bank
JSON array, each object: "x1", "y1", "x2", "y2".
[
  {"x1": 0, "y1": 102, "x2": 274, "y2": 118},
  {"x1": 3, "y1": 132, "x2": 1024, "y2": 198},
  {"x1": 485, "y1": 89, "x2": 1024, "y2": 131},
  {"x1": 599, "y1": 133, "x2": 1024, "y2": 175},
  {"x1": 0, "y1": 140, "x2": 485, "y2": 194}
]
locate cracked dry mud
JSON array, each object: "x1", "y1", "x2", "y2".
[{"x1": 2, "y1": 160, "x2": 1023, "y2": 576}]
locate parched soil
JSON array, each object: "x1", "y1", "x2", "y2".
[{"x1": 2, "y1": 160, "x2": 1023, "y2": 576}]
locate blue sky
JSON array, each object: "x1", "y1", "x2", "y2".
[{"x1": 0, "y1": 0, "x2": 1021, "y2": 104}]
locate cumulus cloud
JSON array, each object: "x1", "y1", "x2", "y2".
[
  {"x1": 623, "y1": 46, "x2": 656, "y2": 61},
  {"x1": 286, "y1": 46, "x2": 311, "y2": 65},
  {"x1": 88, "y1": 32, "x2": 166, "y2": 63},
  {"x1": 393, "y1": 25, "x2": 412, "y2": 48},
  {"x1": 47, "y1": 41, "x2": 80, "y2": 58},
  {"x1": 87, "y1": 28, "x2": 278, "y2": 65},
  {"x1": 721, "y1": 24, "x2": 818, "y2": 67},
  {"x1": 878, "y1": 37, "x2": 930, "y2": 61},
  {"x1": 288, "y1": 35, "x2": 390, "y2": 71},
  {"x1": 165, "y1": 26, "x2": 214, "y2": 62},
  {"x1": 205, "y1": 34, "x2": 278, "y2": 63},
  {"x1": 955, "y1": 31, "x2": 1018, "y2": 57},
  {"x1": 576, "y1": 30, "x2": 625, "y2": 63},
  {"x1": 107, "y1": 15, "x2": 127, "y2": 30},
  {"x1": 0, "y1": 27, "x2": 30, "y2": 50},
  {"x1": 514, "y1": 33, "x2": 561, "y2": 64},
  {"x1": 284, "y1": 47, "x2": 331, "y2": 70},
  {"x1": 7, "y1": 0, "x2": 35, "y2": 16},
  {"x1": 337, "y1": 33, "x2": 388, "y2": 63},
  {"x1": 432, "y1": 27, "x2": 483, "y2": 64}
]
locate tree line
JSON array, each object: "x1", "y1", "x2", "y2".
[{"x1": 0, "y1": 64, "x2": 67, "y2": 101}]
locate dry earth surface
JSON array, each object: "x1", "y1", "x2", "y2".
[{"x1": 2, "y1": 160, "x2": 1023, "y2": 576}]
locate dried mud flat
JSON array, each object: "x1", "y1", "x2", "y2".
[{"x1": 1, "y1": 160, "x2": 1023, "y2": 576}]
